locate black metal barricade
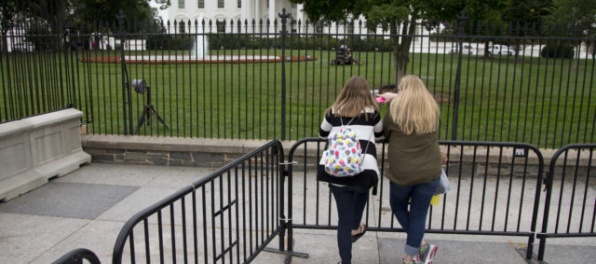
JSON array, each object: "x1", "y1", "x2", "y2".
[
  {"x1": 50, "y1": 140, "x2": 596, "y2": 263},
  {"x1": 110, "y1": 140, "x2": 286, "y2": 264},
  {"x1": 51, "y1": 248, "x2": 101, "y2": 264},
  {"x1": 536, "y1": 143, "x2": 596, "y2": 261},
  {"x1": 285, "y1": 138, "x2": 545, "y2": 262}
]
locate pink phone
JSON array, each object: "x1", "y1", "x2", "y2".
[{"x1": 376, "y1": 96, "x2": 386, "y2": 103}]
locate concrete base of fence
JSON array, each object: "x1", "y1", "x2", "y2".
[
  {"x1": 0, "y1": 109, "x2": 91, "y2": 201},
  {"x1": 80, "y1": 135, "x2": 592, "y2": 179},
  {"x1": 81, "y1": 135, "x2": 296, "y2": 168}
]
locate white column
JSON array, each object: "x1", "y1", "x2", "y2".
[
  {"x1": 296, "y1": 3, "x2": 305, "y2": 32},
  {"x1": 268, "y1": 0, "x2": 276, "y2": 33},
  {"x1": 254, "y1": 0, "x2": 259, "y2": 20},
  {"x1": 297, "y1": 4, "x2": 304, "y2": 23},
  {"x1": 241, "y1": 0, "x2": 248, "y2": 22}
]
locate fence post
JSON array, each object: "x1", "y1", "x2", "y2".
[
  {"x1": 62, "y1": 26, "x2": 76, "y2": 109},
  {"x1": 279, "y1": 9, "x2": 290, "y2": 141},
  {"x1": 451, "y1": 11, "x2": 467, "y2": 140},
  {"x1": 117, "y1": 10, "x2": 133, "y2": 135}
]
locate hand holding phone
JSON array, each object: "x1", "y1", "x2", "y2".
[{"x1": 376, "y1": 96, "x2": 387, "y2": 104}]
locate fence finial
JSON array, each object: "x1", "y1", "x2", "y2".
[{"x1": 279, "y1": 8, "x2": 290, "y2": 34}]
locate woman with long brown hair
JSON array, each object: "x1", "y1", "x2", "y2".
[{"x1": 317, "y1": 76, "x2": 384, "y2": 264}]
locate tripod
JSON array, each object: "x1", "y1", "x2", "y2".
[{"x1": 134, "y1": 86, "x2": 168, "y2": 133}]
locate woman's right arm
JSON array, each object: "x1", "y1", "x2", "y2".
[{"x1": 319, "y1": 115, "x2": 332, "y2": 138}]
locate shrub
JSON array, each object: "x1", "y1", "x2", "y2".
[
  {"x1": 541, "y1": 44, "x2": 574, "y2": 59},
  {"x1": 147, "y1": 34, "x2": 194, "y2": 50},
  {"x1": 143, "y1": 34, "x2": 408, "y2": 53}
]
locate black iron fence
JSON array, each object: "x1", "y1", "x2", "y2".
[
  {"x1": 1, "y1": 10, "x2": 595, "y2": 148},
  {"x1": 52, "y1": 140, "x2": 595, "y2": 263}
]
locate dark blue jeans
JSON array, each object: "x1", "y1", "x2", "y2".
[
  {"x1": 330, "y1": 184, "x2": 369, "y2": 264},
  {"x1": 389, "y1": 179, "x2": 439, "y2": 256}
]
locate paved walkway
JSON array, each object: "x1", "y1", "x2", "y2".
[{"x1": 0, "y1": 163, "x2": 594, "y2": 263}]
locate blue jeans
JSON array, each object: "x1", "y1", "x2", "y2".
[
  {"x1": 389, "y1": 179, "x2": 439, "y2": 256},
  {"x1": 330, "y1": 185, "x2": 369, "y2": 264}
]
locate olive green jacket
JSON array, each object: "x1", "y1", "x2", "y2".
[{"x1": 382, "y1": 112, "x2": 442, "y2": 186}]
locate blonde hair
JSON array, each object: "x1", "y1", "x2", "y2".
[
  {"x1": 327, "y1": 76, "x2": 379, "y2": 118},
  {"x1": 389, "y1": 75, "x2": 440, "y2": 135}
]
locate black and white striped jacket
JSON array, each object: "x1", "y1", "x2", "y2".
[{"x1": 317, "y1": 108, "x2": 384, "y2": 194}]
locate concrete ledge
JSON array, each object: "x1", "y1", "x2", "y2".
[
  {"x1": 81, "y1": 135, "x2": 292, "y2": 168},
  {"x1": 0, "y1": 171, "x2": 46, "y2": 203},
  {"x1": 82, "y1": 135, "x2": 246, "y2": 153},
  {"x1": 81, "y1": 135, "x2": 593, "y2": 181},
  {"x1": 0, "y1": 109, "x2": 91, "y2": 201}
]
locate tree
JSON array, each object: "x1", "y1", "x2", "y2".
[
  {"x1": 69, "y1": 0, "x2": 163, "y2": 24},
  {"x1": 545, "y1": 0, "x2": 596, "y2": 58},
  {"x1": 290, "y1": 0, "x2": 510, "y2": 82},
  {"x1": 502, "y1": 0, "x2": 551, "y2": 26},
  {"x1": 0, "y1": 0, "x2": 72, "y2": 52},
  {"x1": 1, "y1": 0, "x2": 170, "y2": 48},
  {"x1": 495, "y1": 0, "x2": 552, "y2": 56},
  {"x1": 0, "y1": 0, "x2": 19, "y2": 52}
]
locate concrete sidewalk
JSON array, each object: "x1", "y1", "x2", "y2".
[{"x1": 0, "y1": 163, "x2": 594, "y2": 264}]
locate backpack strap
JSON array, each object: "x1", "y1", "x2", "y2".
[
  {"x1": 360, "y1": 134, "x2": 372, "y2": 162},
  {"x1": 341, "y1": 117, "x2": 355, "y2": 127},
  {"x1": 336, "y1": 107, "x2": 354, "y2": 127},
  {"x1": 336, "y1": 108, "x2": 372, "y2": 161}
]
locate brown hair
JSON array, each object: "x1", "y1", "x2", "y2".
[{"x1": 326, "y1": 76, "x2": 379, "y2": 118}]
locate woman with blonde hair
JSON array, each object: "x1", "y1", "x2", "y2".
[
  {"x1": 379, "y1": 75, "x2": 441, "y2": 264},
  {"x1": 318, "y1": 76, "x2": 384, "y2": 264}
]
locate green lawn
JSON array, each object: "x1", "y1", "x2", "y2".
[{"x1": 1, "y1": 49, "x2": 594, "y2": 148}]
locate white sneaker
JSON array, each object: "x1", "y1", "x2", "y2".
[{"x1": 423, "y1": 245, "x2": 438, "y2": 264}]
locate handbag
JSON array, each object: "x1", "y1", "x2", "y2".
[{"x1": 435, "y1": 169, "x2": 450, "y2": 194}]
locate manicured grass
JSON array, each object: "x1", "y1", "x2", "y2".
[{"x1": 1, "y1": 49, "x2": 594, "y2": 148}]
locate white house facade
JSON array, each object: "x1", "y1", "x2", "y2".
[
  {"x1": 165, "y1": 0, "x2": 306, "y2": 32},
  {"x1": 163, "y1": 1, "x2": 435, "y2": 50}
]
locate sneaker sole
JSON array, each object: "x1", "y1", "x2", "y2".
[{"x1": 424, "y1": 245, "x2": 438, "y2": 264}]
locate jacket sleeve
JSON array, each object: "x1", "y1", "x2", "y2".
[
  {"x1": 319, "y1": 114, "x2": 332, "y2": 138},
  {"x1": 373, "y1": 112, "x2": 384, "y2": 140},
  {"x1": 382, "y1": 111, "x2": 393, "y2": 139}
]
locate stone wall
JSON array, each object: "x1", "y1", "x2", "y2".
[
  {"x1": 81, "y1": 135, "x2": 291, "y2": 168},
  {"x1": 80, "y1": 135, "x2": 592, "y2": 181}
]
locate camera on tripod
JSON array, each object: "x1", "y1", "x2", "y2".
[
  {"x1": 132, "y1": 79, "x2": 168, "y2": 133},
  {"x1": 132, "y1": 79, "x2": 147, "y2": 94}
]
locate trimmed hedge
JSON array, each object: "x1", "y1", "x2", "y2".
[
  {"x1": 146, "y1": 33, "x2": 396, "y2": 52},
  {"x1": 541, "y1": 44, "x2": 574, "y2": 59},
  {"x1": 146, "y1": 34, "x2": 194, "y2": 50}
]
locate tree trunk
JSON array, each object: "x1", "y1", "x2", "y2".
[
  {"x1": 391, "y1": 16, "x2": 417, "y2": 84},
  {"x1": 1, "y1": 31, "x2": 7, "y2": 53}
]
